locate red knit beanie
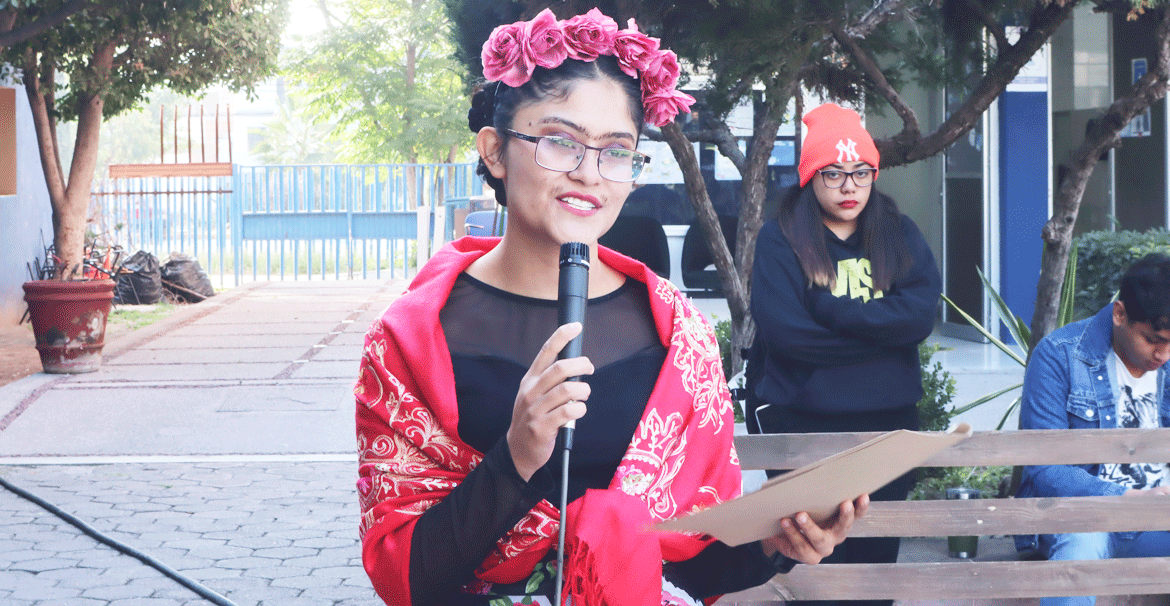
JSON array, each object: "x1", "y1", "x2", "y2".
[{"x1": 797, "y1": 103, "x2": 880, "y2": 187}]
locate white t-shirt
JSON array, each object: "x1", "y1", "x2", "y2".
[{"x1": 1097, "y1": 351, "x2": 1169, "y2": 489}]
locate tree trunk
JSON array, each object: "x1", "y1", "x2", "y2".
[
  {"x1": 21, "y1": 40, "x2": 114, "y2": 279},
  {"x1": 22, "y1": 49, "x2": 67, "y2": 217},
  {"x1": 661, "y1": 125, "x2": 740, "y2": 285},
  {"x1": 1029, "y1": 7, "x2": 1170, "y2": 350},
  {"x1": 722, "y1": 88, "x2": 788, "y2": 375}
]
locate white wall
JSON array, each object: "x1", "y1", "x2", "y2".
[{"x1": 0, "y1": 82, "x2": 54, "y2": 327}]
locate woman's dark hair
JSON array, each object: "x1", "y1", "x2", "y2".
[
  {"x1": 467, "y1": 55, "x2": 644, "y2": 207},
  {"x1": 775, "y1": 182, "x2": 911, "y2": 292}
]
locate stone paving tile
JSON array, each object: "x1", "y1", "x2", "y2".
[{"x1": 0, "y1": 461, "x2": 380, "y2": 605}]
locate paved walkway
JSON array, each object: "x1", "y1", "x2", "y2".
[{"x1": 0, "y1": 280, "x2": 402, "y2": 606}]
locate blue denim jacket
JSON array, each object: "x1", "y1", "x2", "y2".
[{"x1": 1014, "y1": 305, "x2": 1170, "y2": 552}]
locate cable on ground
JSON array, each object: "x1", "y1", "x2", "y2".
[{"x1": 0, "y1": 473, "x2": 239, "y2": 606}]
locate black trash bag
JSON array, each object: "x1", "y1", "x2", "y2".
[
  {"x1": 161, "y1": 253, "x2": 216, "y2": 303},
  {"x1": 112, "y1": 250, "x2": 163, "y2": 305}
]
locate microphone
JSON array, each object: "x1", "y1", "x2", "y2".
[
  {"x1": 554, "y1": 241, "x2": 588, "y2": 606},
  {"x1": 556, "y1": 241, "x2": 590, "y2": 440}
]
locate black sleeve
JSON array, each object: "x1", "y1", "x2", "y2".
[
  {"x1": 750, "y1": 220, "x2": 889, "y2": 366},
  {"x1": 805, "y1": 216, "x2": 941, "y2": 346},
  {"x1": 668, "y1": 540, "x2": 798, "y2": 599},
  {"x1": 409, "y1": 438, "x2": 554, "y2": 605}
]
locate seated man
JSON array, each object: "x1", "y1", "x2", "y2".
[{"x1": 1016, "y1": 252, "x2": 1170, "y2": 606}]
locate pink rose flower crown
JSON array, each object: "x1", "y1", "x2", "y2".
[{"x1": 481, "y1": 7, "x2": 696, "y2": 128}]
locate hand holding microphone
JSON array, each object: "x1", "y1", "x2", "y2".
[{"x1": 504, "y1": 243, "x2": 592, "y2": 482}]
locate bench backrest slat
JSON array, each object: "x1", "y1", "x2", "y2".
[
  {"x1": 735, "y1": 428, "x2": 1170, "y2": 470},
  {"x1": 717, "y1": 557, "x2": 1170, "y2": 601},
  {"x1": 849, "y1": 496, "x2": 1170, "y2": 537}
]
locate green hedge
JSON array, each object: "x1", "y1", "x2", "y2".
[{"x1": 1074, "y1": 229, "x2": 1170, "y2": 319}]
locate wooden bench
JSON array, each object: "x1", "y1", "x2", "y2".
[{"x1": 715, "y1": 427, "x2": 1170, "y2": 605}]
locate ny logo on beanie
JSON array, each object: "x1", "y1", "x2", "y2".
[
  {"x1": 797, "y1": 103, "x2": 880, "y2": 187},
  {"x1": 835, "y1": 138, "x2": 860, "y2": 163}
]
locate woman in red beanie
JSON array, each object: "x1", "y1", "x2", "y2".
[{"x1": 745, "y1": 102, "x2": 942, "y2": 606}]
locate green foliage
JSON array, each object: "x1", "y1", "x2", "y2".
[
  {"x1": 1073, "y1": 229, "x2": 1170, "y2": 319},
  {"x1": 916, "y1": 342, "x2": 957, "y2": 433},
  {"x1": 910, "y1": 341, "x2": 1003, "y2": 500},
  {"x1": 251, "y1": 90, "x2": 343, "y2": 165},
  {"x1": 4, "y1": 0, "x2": 288, "y2": 121},
  {"x1": 109, "y1": 302, "x2": 177, "y2": 331},
  {"x1": 284, "y1": 0, "x2": 473, "y2": 164},
  {"x1": 713, "y1": 316, "x2": 734, "y2": 381},
  {"x1": 711, "y1": 316, "x2": 745, "y2": 423},
  {"x1": 942, "y1": 244, "x2": 1079, "y2": 429},
  {"x1": 910, "y1": 464, "x2": 1012, "y2": 501},
  {"x1": 923, "y1": 249, "x2": 1081, "y2": 500}
]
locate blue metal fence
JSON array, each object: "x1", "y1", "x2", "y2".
[{"x1": 93, "y1": 162, "x2": 483, "y2": 286}]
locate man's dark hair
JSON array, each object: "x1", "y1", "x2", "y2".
[{"x1": 1118, "y1": 252, "x2": 1170, "y2": 331}]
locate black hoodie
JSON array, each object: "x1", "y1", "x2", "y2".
[{"x1": 748, "y1": 213, "x2": 941, "y2": 416}]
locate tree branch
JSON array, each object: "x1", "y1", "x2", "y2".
[
  {"x1": 1029, "y1": 6, "x2": 1170, "y2": 347},
  {"x1": 963, "y1": 0, "x2": 1011, "y2": 52},
  {"x1": 875, "y1": 0, "x2": 1075, "y2": 168},
  {"x1": 703, "y1": 122, "x2": 746, "y2": 176},
  {"x1": 0, "y1": 0, "x2": 93, "y2": 48},
  {"x1": 845, "y1": 0, "x2": 910, "y2": 38},
  {"x1": 830, "y1": 20, "x2": 921, "y2": 143},
  {"x1": 316, "y1": 0, "x2": 340, "y2": 29}
]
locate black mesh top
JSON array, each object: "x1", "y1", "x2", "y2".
[{"x1": 406, "y1": 272, "x2": 790, "y2": 605}]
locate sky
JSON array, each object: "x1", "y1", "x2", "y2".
[{"x1": 285, "y1": 0, "x2": 329, "y2": 40}]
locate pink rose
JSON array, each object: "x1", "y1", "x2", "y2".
[
  {"x1": 612, "y1": 19, "x2": 660, "y2": 78},
  {"x1": 643, "y1": 88, "x2": 696, "y2": 127},
  {"x1": 523, "y1": 8, "x2": 568, "y2": 70},
  {"x1": 562, "y1": 7, "x2": 618, "y2": 60},
  {"x1": 640, "y1": 49, "x2": 680, "y2": 93},
  {"x1": 481, "y1": 21, "x2": 532, "y2": 87}
]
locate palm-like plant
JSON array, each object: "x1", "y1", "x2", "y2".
[{"x1": 941, "y1": 245, "x2": 1079, "y2": 429}]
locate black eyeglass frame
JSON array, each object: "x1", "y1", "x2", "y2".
[
  {"x1": 504, "y1": 129, "x2": 650, "y2": 182},
  {"x1": 816, "y1": 168, "x2": 877, "y2": 189}
]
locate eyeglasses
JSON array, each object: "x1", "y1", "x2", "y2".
[
  {"x1": 505, "y1": 129, "x2": 650, "y2": 183},
  {"x1": 818, "y1": 168, "x2": 876, "y2": 189}
]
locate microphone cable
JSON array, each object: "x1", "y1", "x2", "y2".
[{"x1": 0, "y1": 473, "x2": 239, "y2": 606}]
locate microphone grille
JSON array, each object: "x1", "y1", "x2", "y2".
[{"x1": 559, "y1": 242, "x2": 589, "y2": 265}]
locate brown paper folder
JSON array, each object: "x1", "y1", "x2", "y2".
[{"x1": 655, "y1": 423, "x2": 972, "y2": 546}]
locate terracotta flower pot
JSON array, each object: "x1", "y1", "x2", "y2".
[{"x1": 22, "y1": 279, "x2": 116, "y2": 374}]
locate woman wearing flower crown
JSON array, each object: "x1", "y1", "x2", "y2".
[{"x1": 354, "y1": 9, "x2": 866, "y2": 606}]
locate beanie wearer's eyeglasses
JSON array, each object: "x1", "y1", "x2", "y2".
[{"x1": 817, "y1": 168, "x2": 875, "y2": 189}]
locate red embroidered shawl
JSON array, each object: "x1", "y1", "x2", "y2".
[{"x1": 355, "y1": 237, "x2": 742, "y2": 605}]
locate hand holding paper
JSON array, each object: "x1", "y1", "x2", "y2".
[
  {"x1": 655, "y1": 424, "x2": 972, "y2": 547},
  {"x1": 761, "y1": 493, "x2": 870, "y2": 565}
]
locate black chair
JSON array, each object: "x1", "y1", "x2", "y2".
[
  {"x1": 598, "y1": 215, "x2": 671, "y2": 280},
  {"x1": 680, "y1": 215, "x2": 737, "y2": 295}
]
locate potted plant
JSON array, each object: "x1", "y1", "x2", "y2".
[
  {"x1": 3, "y1": 2, "x2": 284, "y2": 371},
  {"x1": 22, "y1": 270, "x2": 116, "y2": 374}
]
